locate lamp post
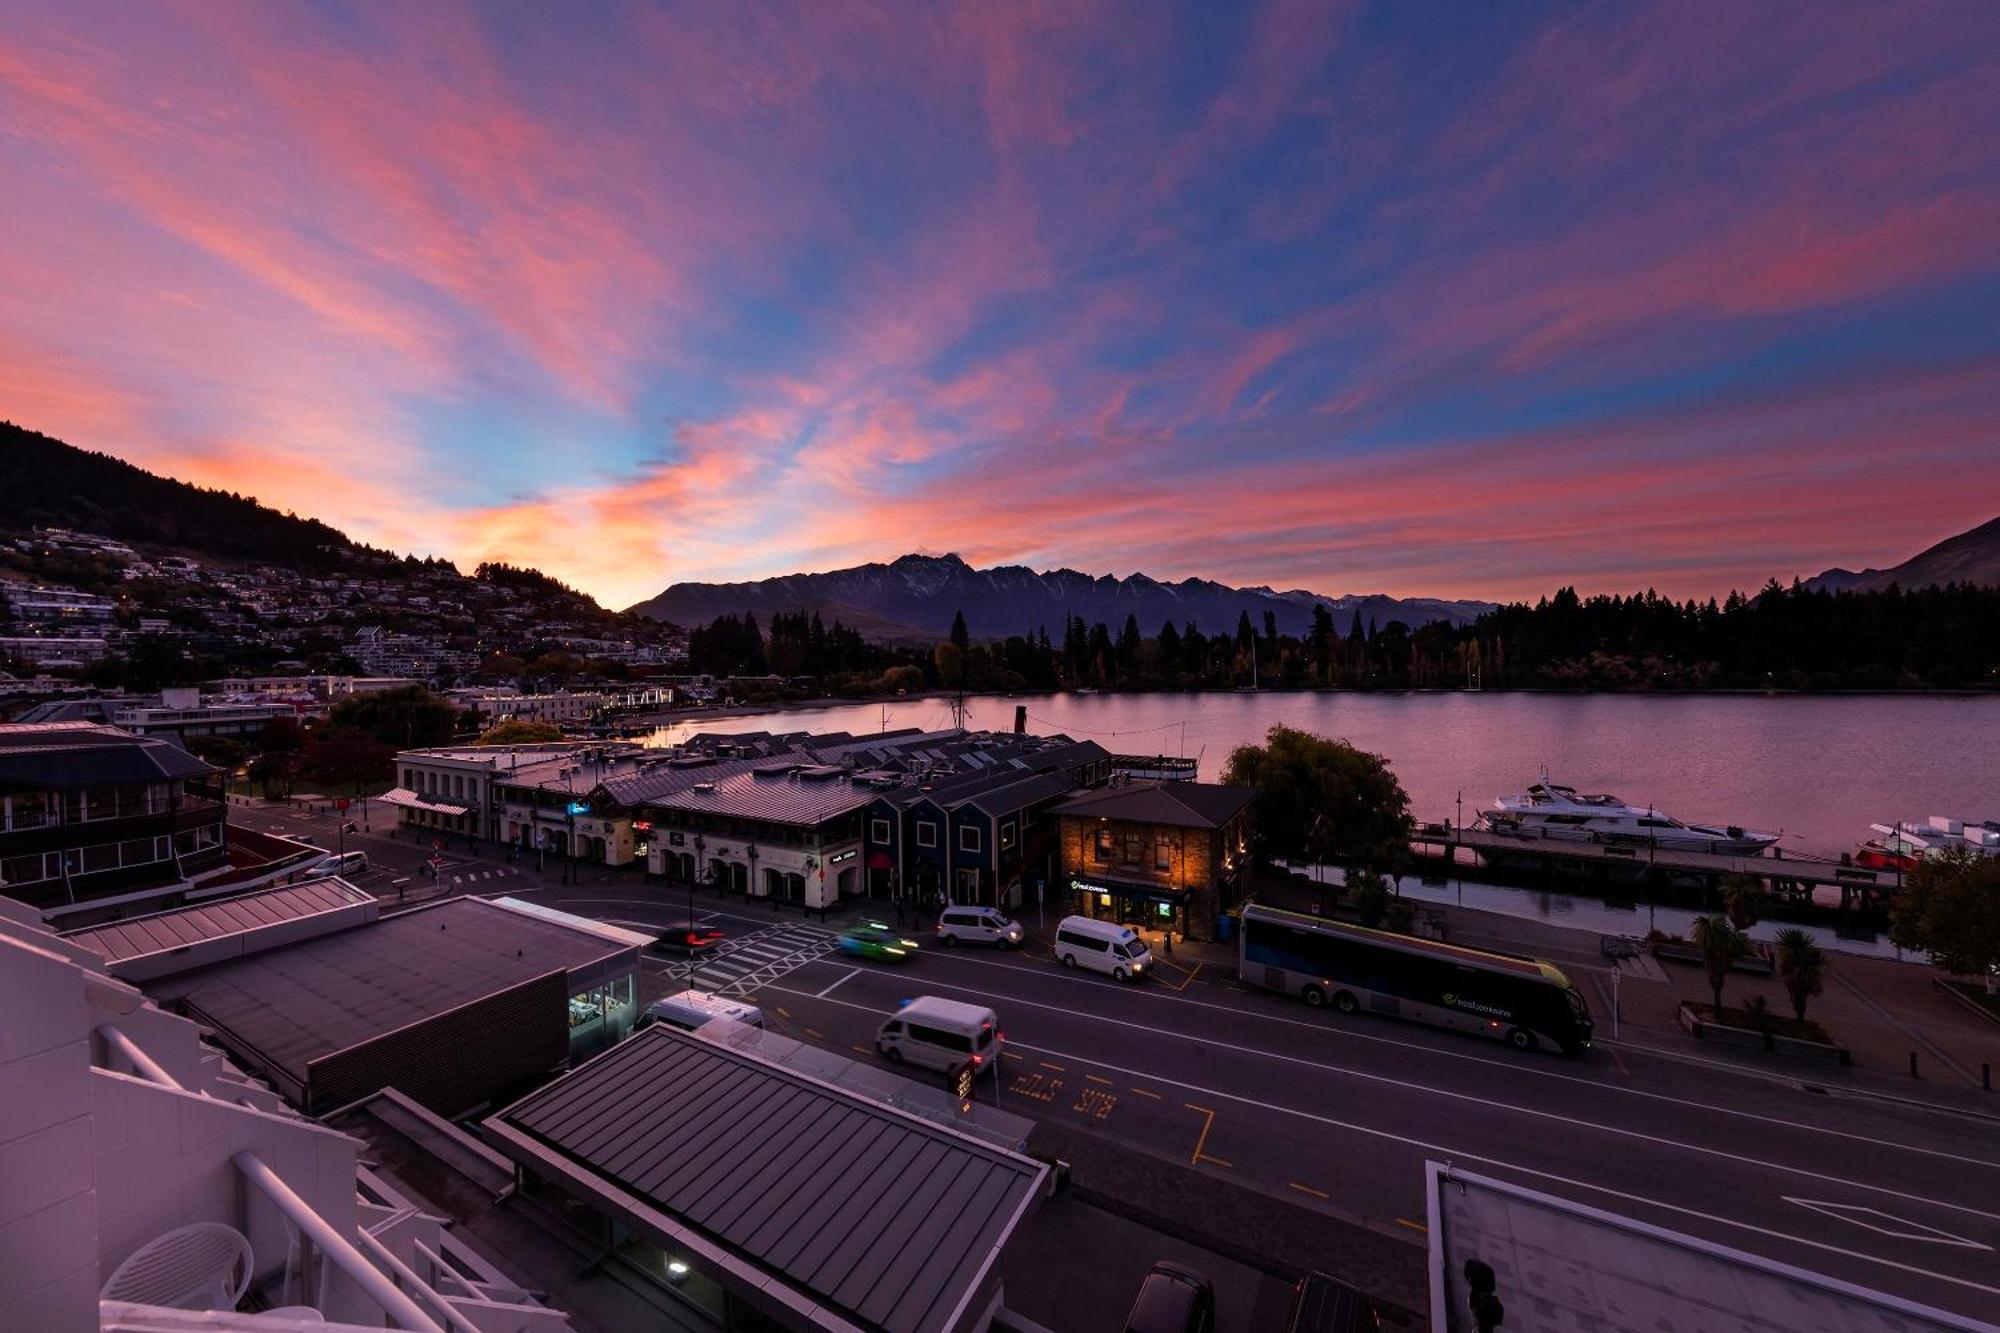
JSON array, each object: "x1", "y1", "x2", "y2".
[{"x1": 747, "y1": 844, "x2": 760, "y2": 904}]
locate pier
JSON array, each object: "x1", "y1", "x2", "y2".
[{"x1": 1410, "y1": 822, "x2": 1900, "y2": 912}]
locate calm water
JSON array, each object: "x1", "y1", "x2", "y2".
[{"x1": 644, "y1": 690, "x2": 2000, "y2": 859}]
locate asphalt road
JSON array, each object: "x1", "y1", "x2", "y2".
[{"x1": 510, "y1": 880, "x2": 2000, "y2": 1324}]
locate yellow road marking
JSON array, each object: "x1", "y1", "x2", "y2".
[
  {"x1": 1396, "y1": 1217, "x2": 1429, "y2": 1234},
  {"x1": 803, "y1": 1027, "x2": 824, "y2": 1040},
  {"x1": 775, "y1": 1007, "x2": 790, "y2": 1019},
  {"x1": 1039, "y1": 1060, "x2": 1066, "y2": 1073},
  {"x1": 1085, "y1": 1073, "x2": 1114, "y2": 1086},
  {"x1": 1128, "y1": 1085, "x2": 1163, "y2": 1099},
  {"x1": 851, "y1": 1045, "x2": 871, "y2": 1056},
  {"x1": 1289, "y1": 1182, "x2": 1331, "y2": 1201},
  {"x1": 1183, "y1": 1103, "x2": 1230, "y2": 1166}
]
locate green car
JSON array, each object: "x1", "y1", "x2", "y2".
[{"x1": 837, "y1": 923, "x2": 920, "y2": 962}]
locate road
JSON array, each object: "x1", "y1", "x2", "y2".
[
  {"x1": 231, "y1": 803, "x2": 2000, "y2": 1321},
  {"x1": 514, "y1": 880, "x2": 2000, "y2": 1324}
]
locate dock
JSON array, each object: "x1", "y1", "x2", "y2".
[{"x1": 1411, "y1": 823, "x2": 1901, "y2": 910}]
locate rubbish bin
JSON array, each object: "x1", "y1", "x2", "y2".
[{"x1": 1216, "y1": 913, "x2": 1234, "y2": 943}]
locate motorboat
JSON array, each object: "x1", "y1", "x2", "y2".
[
  {"x1": 1480, "y1": 781, "x2": 1780, "y2": 855},
  {"x1": 1855, "y1": 817, "x2": 2000, "y2": 872}
]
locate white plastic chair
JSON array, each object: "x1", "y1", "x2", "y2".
[{"x1": 100, "y1": 1221, "x2": 254, "y2": 1311}]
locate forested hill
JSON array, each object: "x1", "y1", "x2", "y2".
[{"x1": 2, "y1": 419, "x2": 362, "y2": 567}]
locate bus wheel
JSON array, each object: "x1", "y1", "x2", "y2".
[
  {"x1": 1302, "y1": 985, "x2": 1327, "y2": 1008},
  {"x1": 1506, "y1": 1028, "x2": 1534, "y2": 1051},
  {"x1": 1332, "y1": 990, "x2": 1359, "y2": 1015}
]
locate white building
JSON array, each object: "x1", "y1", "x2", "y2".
[{"x1": 0, "y1": 895, "x2": 575, "y2": 1332}]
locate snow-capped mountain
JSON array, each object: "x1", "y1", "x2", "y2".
[{"x1": 626, "y1": 553, "x2": 1495, "y2": 642}]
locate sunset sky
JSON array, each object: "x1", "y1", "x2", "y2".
[{"x1": 3, "y1": 1, "x2": 1995, "y2": 609}]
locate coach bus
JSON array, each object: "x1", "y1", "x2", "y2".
[{"x1": 1238, "y1": 902, "x2": 1594, "y2": 1055}]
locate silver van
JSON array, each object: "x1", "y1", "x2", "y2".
[
  {"x1": 875, "y1": 996, "x2": 1003, "y2": 1074},
  {"x1": 935, "y1": 905, "x2": 1025, "y2": 948},
  {"x1": 645, "y1": 989, "x2": 765, "y2": 1032},
  {"x1": 1054, "y1": 916, "x2": 1152, "y2": 982},
  {"x1": 323, "y1": 851, "x2": 369, "y2": 875}
]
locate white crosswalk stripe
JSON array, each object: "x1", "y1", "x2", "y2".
[{"x1": 663, "y1": 923, "x2": 842, "y2": 998}]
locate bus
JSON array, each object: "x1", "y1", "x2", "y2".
[{"x1": 1238, "y1": 902, "x2": 1594, "y2": 1055}]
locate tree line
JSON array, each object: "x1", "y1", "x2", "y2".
[{"x1": 928, "y1": 581, "x2": 2000, "y2": 693}]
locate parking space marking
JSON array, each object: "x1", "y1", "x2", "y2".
[
  {"x1": 1085, "y1": 1073, "x2": 1114, "y2": 1086},
  {"x1": 1128, "y1": 1086, "x2": 1163, "y2": 1100},
  {"x1": 1184, "y1": 1103, "x2": 1231, "y2": 1167},
  {"x1": 1289, "y1": 1182, "x2": 1331, "y2": 1201}
]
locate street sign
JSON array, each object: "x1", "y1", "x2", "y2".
[
  {"x1": 431, "y1": 837, "x2": 444, "y2": 851},
  {"x1": 335, "y1": 798, "x2": 350, "y2": 812},
  {"x1": 949, "y1": 1061, "x2": 975, "y2": 1101}
]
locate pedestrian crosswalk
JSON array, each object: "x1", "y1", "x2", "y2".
[{"x1": 661, "y1": 923, "x2": 841, "y2": 998}]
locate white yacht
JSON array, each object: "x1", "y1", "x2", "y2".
[{"x1": 1481, "y1": 781, "x2": 1780, "y2": 855}]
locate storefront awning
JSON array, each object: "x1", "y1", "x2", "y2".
[
  {"x1": 378, "y1": 787, "x2": 472, "y2": 817},
  {"x1": 867, "y1": 850, "x2": 893, "y2": 870},
  {"x1": 1071, "y1": 875, "x2": 1188, "y2": 904}
]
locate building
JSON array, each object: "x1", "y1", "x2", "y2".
[
  {"x1": 133, "y1": 893, "x2": 646, "y2": 1114},
  {"x1": 446, "y1": 688, "x2": 607, "y2": 727},
  {"x1": 110, "y1": 691, "x2": 301, "y2": 744},
  {"x1": 385, "y1": 742, "x2": 655, "y2": 861},
  {"x1": 483, "y1": 1020, "x2": 1049, "y2": 1333},
  {"x1": 0, "y1": 722, "x2": 226, "y2": 921},
  {"x1": 0, "y1": 635, "x2": 111, "y2": 666},
  {"x1": 0, "y1": 582, "x2": 118, "y2": 630},
  {"x1": 0, "y1": 897, "x2": 578, "y2": 1332},
  {"x1": 1050, "y1": 780, "x2": 1256, "y2": 942},
  {"x1": 347, "y1": 627, "x2": 477, "y2": 680}
]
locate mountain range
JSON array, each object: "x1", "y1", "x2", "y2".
[
  {"x1": 625, "y1": 552, "x2": 1498, "y2": 643},
  {"x1": 1805, "y1": 516, "x2": 2000, "y2": 594}
]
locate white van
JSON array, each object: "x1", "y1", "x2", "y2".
[
  {"x1": 324, "y1": 851, "x2": 369, "y2": 875},
  {"x1": 1054, "y1": 916, "x2": 1152, "y2": 982},
  {"x1": 875, "y1": 996, "x2": 1003, "y2": 1074},
  {"x1": 645, "y1": 989, "x2": 765, "y2": 1032},
  {"x1": 935, "y1": 905, "x2": 1025, "y2": 948}
]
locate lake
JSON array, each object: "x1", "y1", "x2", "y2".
[{"x1": 642, "y1": 690, "x2": 2000, "y2": 860}]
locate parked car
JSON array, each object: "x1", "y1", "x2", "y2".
[
  {"x1": 936, "y1": 905, "x2": 1025, "y2": 948},
  {"x1": 1123, "y1": 1261, "x2": 1215, "y2": 1333},
  {"x1": 653, "y1": 918, "x2": 725, "y2": 953},
  {"x1": 837, "y1": 923, "x2": 920, "y2": 962}
]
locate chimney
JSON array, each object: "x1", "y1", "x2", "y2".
[{"x1": 1013, "y1": 705, "x2": 1027, "y2": 735}]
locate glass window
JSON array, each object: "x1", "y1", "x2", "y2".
[
  {"x1": 871, "y1": 818, "x2": 891, "y2": 843},
  {"x1": 1093, "y1": 829, "x2": 1112, "y2": 862},
  {"x1": 1000, "y1": 820, "x2": 1017, "y2": 850},
  {"x1": 916, "y1": 820, "x2": 937, "y2": 848},
  {"x1": 86, "y1": 788, "x2": 119, "y2": 821},
  {"x1": 1155, "y1": 836, "x2": 1174, "y2": 871},
  {"x1": 959, "y1": 825, "x2": 980, "y2": 853},
  {"x1": 1122, "y1": 832, "x2": 1141, "y2": 864}
]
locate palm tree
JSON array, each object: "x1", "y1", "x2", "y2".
[
  {"x1": 1691, "y1": 914, "x2": 1747, "y2": 1017},
  {"x1": 1774, "y1": 928, "x2": 1826, "y2": 1024},
  {"x1": 1721, "y1": 874, "x2": 1764, "y2": 931}
]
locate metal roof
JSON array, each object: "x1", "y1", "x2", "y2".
[
  {"x1": 489, "y1": 1025, "x2": 1046, "y2": 1333},
  {"x1": 61, "y1": 879, "x2": 374, "y2": 963},
  {"x1": 1049, "y1": 779, "x2": 1257, "y2": 829},
  {"x1": 0, "y1": 720, "x2": 215, "y2": 788},
  {"x1": 148, "y1": 896, "x2": 638, "y2": 1081}
]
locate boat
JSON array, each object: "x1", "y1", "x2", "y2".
[
  {"x1": 1479, "y1": 781, "x2": 1780, "y2": 855},
  {"x1": 1855, "y1": 817, "x2": 2000, "y2": 871}
]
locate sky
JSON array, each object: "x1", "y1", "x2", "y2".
[{"x1": 2, "y1": 1, "x2": 1996, "y2": 610}]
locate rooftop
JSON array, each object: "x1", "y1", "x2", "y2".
[
  {"x1": 1049, "y1": 778, "x2": 1256, "y2": 829},
  {"x1": 148, "y1": 896, "x2": 641, "y2": 1084},
  {"x1": 0, "y1": 720, "x2": 215, "y2": 788},
  {"x1": 487, "y1": 1023, "x2": 1047, "y2": 1333},
  {"x1": 61, "y1": 878, "x2": 376, "y2": 969}
]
